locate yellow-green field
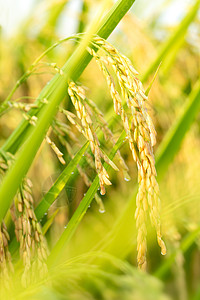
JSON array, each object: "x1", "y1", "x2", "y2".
[{"x1": 0, "y1": 0, "x2": 200, "y2": 299}]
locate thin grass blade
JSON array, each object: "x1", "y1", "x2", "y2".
[{"x1": 35, "y1": 142, "x2": 89, "y2": 221}]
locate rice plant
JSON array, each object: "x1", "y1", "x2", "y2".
[{"x1": 0, "y1": 0, "x2": 200, "y2": 299}]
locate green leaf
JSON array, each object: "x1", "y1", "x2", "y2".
[
  {"x1": 145, "y1": 62, "x2": 162, "y2": 96},
  {"x1": 42, "y1": 209, "x2": 59, "y2": 235},
  {"x1": 156, "y1": 79, "x2": 200, "y2": 180},
  {"x1": 35, "y1": 142, "x2": 89, "y2": 221}
]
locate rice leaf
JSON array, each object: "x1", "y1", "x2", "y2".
[
  {"x1": 35, "y1": 142, "x2": 89, "y2": 221},
  {"x1": 156, "y1": 79, "x2": 200, "y2": 180},
  {"x1": 42, "y1": 209, "x2": 59, "y2": 235}
]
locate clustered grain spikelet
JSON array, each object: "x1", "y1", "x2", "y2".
[
  {"x1": 68, "y1": 81, "x2": 119, "y2": 195},
  {"x1": 52, "y1": 122, "x2": 105, "y2": 211},
  {"x1": 84, "y1": 97, "x2": 130, "y2": 180},
  {"x1": 86, "y1": 36, "x2": 166, "y2": 269},
  {"x1": 0, "y1": 152, "x2": 48, "y2": 287},
  {"x1": 8, "y1": 101, "x2": 38, "y2": 112},
  {"x1": 45, "y1": 135, "x2": 66, "y2": 165},
  {"x1": 0, "y1": 222, "x2": 14, "y2": 288},
  {"x1": 13, "y1": 178, "x2": 49, "y2": 286},
  {"x1": 58, "y1": 99, "x2": 129, "y2": 181}
]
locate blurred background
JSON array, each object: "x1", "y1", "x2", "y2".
[{"x1": 0, "y1": 0, "x2": 200, "y2": 299}]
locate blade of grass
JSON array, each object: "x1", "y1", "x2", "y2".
[
  {"x1": 77, "y1": 0, "x2": 89, "y2": 33},
  {"x1": 42, "y1": 209, "x2": 59, "y2": 235},
  {"x1": 161, "y1": 32, "x2": 186, "y2": 75},
  {"x1": 35, "y1": 142, "x2": 89, "y2": 221},
  {"x1": 145, "y1": 62, "x2": 162, "y2": 96},
  {"x1": 42, "y1": 0, "x2": 69, "y2": 33},
  {"x1": 156, "y1": 79, "x2": 200, "y2": 180},
  {"x1": 0, "y1": 0, "x2": 136, "y2": 223}
]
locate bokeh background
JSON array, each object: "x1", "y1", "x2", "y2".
[{"x1": 0, "y1": 0, "x2": 200, "y2": 299}]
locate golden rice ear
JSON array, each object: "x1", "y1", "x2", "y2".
[
  {"x1": 49, "y1": 35, "x2": 165, "y2": 270},
  {"x1": 56, "y1": 100, "x2": 128, "y2": 211},
  {"x1": 15, "y1": 178, "x2": 49, "y2": 287},
  {"x1": 68, "y1": 81, "x2": 118, "y2": 196},
  {"x1": 87, "y1": 36, "x2": 166, "y2": 269},
  {"x1": 84, "y1": 97, "x2": 130, "y2": 177},
  {"x1": 0, "y1": 221, "x2": 14, "y2": 286},
  {"x1": 45, "y1": 135, "x2": 66, "y2": 165},
  {"x1": 0, "y1": 153, "x2": 48, "y2": 287}
]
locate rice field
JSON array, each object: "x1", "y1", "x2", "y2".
[{"x1": 0, "y1": 0, "x2": 200, "y2": 299}]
